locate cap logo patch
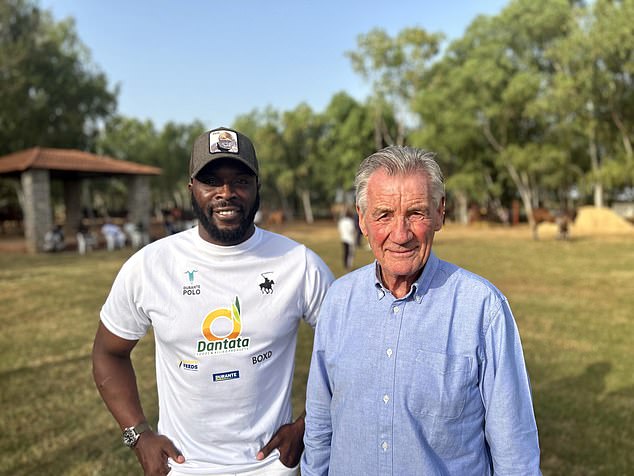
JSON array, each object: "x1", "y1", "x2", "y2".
[{"x1": 210, "y1": 130, "x2": 238, "y2": 154}]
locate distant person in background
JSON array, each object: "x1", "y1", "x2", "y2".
[
  {"x1": 556, "y1": 209, "x2": 570, "y2": 240},
  {"x1": 101, "y1": 220, "x2": 126, "y2": 251},
  {"x1": 337, "y1": 209, "x2": 357, "y2": 270},
  {"x1": 43, "y1": 224, "x2": 65, "y2": 252},
  {"x1": 123, "y1": 216, "x2": 149, "y2": 249},
  {"x1": 302, "y1": 145, "x2": 541, "y2": 476},
  {"x1": 164, "y1": 208, "x2": 181, "y2": 235},
  {"x1": 77, "y1": 219, "x2": 97, "y2": 255}
]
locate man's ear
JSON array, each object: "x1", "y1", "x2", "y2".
[
  {"x1": 356, "y1": 205, "x2": 367, "y2": 236},
  {"x1": 435, "y1": 197, "x2": 446, "y2": 231}
]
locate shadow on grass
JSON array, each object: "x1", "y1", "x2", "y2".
[{"x1": 534, "y1": 361, "x2": 634, "y2": 475}]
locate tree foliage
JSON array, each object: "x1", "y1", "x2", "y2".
[
  {"x1": 96, "y1": 115, "x2": 205, "y2": 210},
  {"x1": 2, "y1": 0, "x2": 633, "y2": 229},
  {"x1": 413, "y1": 0, "x2": 595, "y2": 237},
  {"x1": 0, "y1": 0, "x2": 117, "y2": 155},
  {"x1": 540, "y1": 0, "x2": 634, "y2": 206},
  {"x1": 346, "y1": 27, "x2": 444, "y2": 146},
  {"x1": 317, "y1": 92, "x2": 376, "y2": 194}
]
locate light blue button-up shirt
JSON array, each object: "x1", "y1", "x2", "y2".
[{"x1": 302, "y1": 252, "x2": 541, "y2": 476}]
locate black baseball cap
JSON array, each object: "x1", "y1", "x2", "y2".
[{"x1": 189, "y1": 127, "x2": 259, "y2": 178}]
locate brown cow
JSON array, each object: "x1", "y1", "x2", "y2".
[{"x1": 532, "y1": 208, "x2": 555, "y2": 224}]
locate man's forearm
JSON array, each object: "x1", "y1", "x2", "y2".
[{"x1": 92, "y1": 338, "x2": 147, "y2": 429}]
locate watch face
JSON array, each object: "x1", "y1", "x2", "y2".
[{"x1": 122, "y1": 428, "x2": 138, "y2": 447}]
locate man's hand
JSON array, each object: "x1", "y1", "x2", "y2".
[
  {"x1": 256, "y1": 416, "x2": 305, "y2": 468},
  {"x1": 133, "y1": 431, "x2": 185, "y2": 476}
]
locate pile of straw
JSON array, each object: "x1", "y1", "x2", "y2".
[{"x1": 538, "y1": 206, "x2": 633, "y2": 238}]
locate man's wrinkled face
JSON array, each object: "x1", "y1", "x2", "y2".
[
  {"x1": 189, "y1": 159, "x2": 259, "y2": 246},
  {"x1": 358, "y1": 168, "x2": 444, "y2": 297}
]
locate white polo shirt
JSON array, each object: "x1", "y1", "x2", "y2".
[{"x1": 101, "y1": 226, "x2": 334, "y2": 475}]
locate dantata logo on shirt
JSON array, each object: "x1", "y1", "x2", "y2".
[
  {"x1": 259, "y1": 272, "x2": 275, "y2": 295},
  {"x1": 196, "y1": 296, "x2": 250, "y2": 355}
]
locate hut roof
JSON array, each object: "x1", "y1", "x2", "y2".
[{"x1": 0, "y1": 147, "x2": 161, "y2": 177}]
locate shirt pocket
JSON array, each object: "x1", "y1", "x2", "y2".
[{"x1": 412, "y1": 350, "x2": 471, "y2": 419}]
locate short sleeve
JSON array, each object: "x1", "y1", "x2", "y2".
[
  {"x1": 100, "y1": 251, "x2": 151, "y2": 340},
  {"x1": 301, "y1": 248, "x2": 335, "y2": 328}
]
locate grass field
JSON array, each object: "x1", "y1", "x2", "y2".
[{"x1": 0, "y1": 221, "x2": 632, "y2": 475}]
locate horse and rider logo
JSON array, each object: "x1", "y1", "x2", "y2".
[{"x1": 259, "y1": 272, "x2": 275, "y2": 294}]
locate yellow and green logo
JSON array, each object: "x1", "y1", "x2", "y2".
[{"x1": 197, "y1": 297, "x2": 250, "y2": 354}]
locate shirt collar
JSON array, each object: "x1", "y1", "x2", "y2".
[{"x1": 372, "y1": 252, "x2": 439, "y2": 303}]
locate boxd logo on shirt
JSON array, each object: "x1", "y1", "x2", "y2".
[{"x1": 196, "y1": 296, "x2": 250, "y2": 356}]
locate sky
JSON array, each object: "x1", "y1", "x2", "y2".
[{"x1": 40, "y1": 0, "x2": 509, "y2": 129}]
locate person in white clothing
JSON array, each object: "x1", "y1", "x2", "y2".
[
  {"x1": 337, "y1": 209, "x2": 357, "y2": 270},
  {"x1": 101, "y1": 220, "x2": 126, "y2": 250},
  {"x1": 92, "y1": 127, "x2": 334, "y2": 476}
]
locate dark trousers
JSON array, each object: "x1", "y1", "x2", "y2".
[{"x1": 342, "y1": 242, "x2": 354, "y2": 269}]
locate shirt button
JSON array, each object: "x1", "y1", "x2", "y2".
[
  {"x1": 386, "y1": 348, "x2": 393, "y2": 357},
  {"x1": 382, "y1": 441, "x2": 388, "y2": 451},
  {"x1": 393, "y1": 306, "x2": 400, "y2": 314},
  {"x1": 383, "y1": 394, "x2": 390, "y2": 404}
]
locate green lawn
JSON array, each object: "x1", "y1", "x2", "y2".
[{"x1": 0, "y1": 222, "x2": 632, "y2": 475}]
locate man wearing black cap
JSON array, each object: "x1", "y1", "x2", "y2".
[{"x1": 92, "y1": 128, "x2": 334, "y2": 475}]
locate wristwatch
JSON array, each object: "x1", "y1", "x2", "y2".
[{"x1": 122, "y1": 421, "x2": 151, "y2": 448}]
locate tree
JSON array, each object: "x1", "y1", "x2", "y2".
[
  {"x1": 413, "y1": 0, "x2": 576, "y2": 238},
  {"x1": 346, "y1": 27, "x2": 444, "y2": 148},
  {"x1": 412, "y1": 49, "x2": 499, "y2": 224},
  {"x1": 233, "y1": 108, "x2": 293, "y2": 218},
  {"x1": 152, "y1": 120, "x2": 206, "y2": 208},
  {"x1": 0, "y1": 0, "x2": 118, "y2": 155},
  {"x1": 95, "y1": 116, "x2": 159, "y2": 214},
  {"x1": 543, "y1": 0, "x2": 634, "y2": 206},
  {"x1": 97, "y1": 116, "x2": 205, "y2": 211},
  {"x1": 280, "y1": 103, "x2": 324, "y2": 223},
  {"x1": 316, "y1": 92, "x2": 376, "y2": 208}
]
